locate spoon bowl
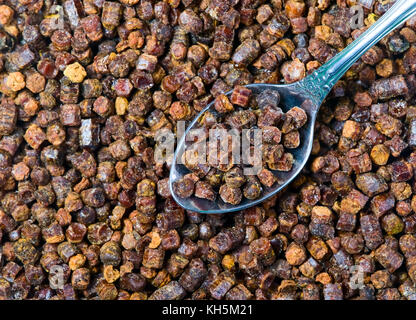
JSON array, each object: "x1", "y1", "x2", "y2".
[
  {"x1": 169, "y1": 82, "x2": 319, "y2": 214},
  {"x1": 169, "y1": 0, "x2": 416, "y2": 214}
]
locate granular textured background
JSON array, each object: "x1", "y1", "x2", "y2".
[{"x1": 0, "y1": 0, "x2": 416, "y2": 300}]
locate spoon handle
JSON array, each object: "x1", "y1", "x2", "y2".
[{"x1": 299, "y1": 0, "x2": 416, "y2": 105}]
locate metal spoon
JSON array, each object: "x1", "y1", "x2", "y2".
[{"x1": 169, "y1": 0, "x2": 416, "y2": 214}]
